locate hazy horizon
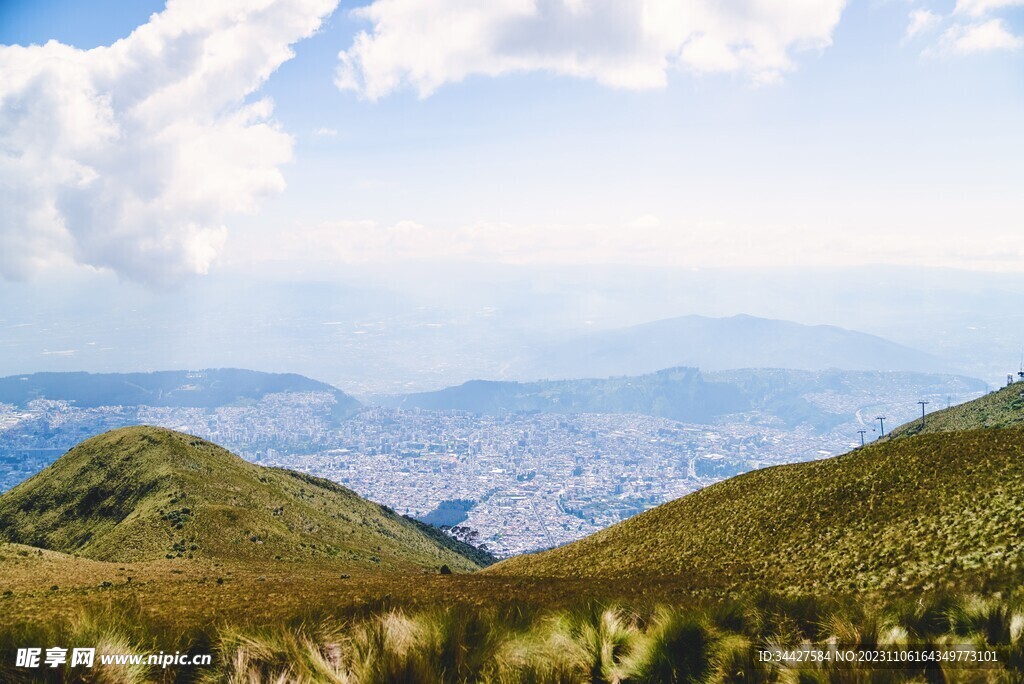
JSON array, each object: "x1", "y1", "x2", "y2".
[
  {"x1": 2, "y1": 262, "x2": 1024, "y2": 394},
  {"x1": 1, "y1": 0, "x2": 1022, "y2": 390}
]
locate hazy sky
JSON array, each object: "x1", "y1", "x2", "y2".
[{"x1": 1, "y1": 0, "x2": 1022, "y2": 286}]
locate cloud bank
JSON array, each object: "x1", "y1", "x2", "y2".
[
  {"x1": 0, "y1": 0, "x2": 337, "y2": 284},
  {"x1": 336, "y1": 0, "x2": 847, "y2": 100},
  {"x1": 270, "y1": 217, "x2": 1024, "y2": 273}
]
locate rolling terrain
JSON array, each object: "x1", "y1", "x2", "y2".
[
  {"x1": 4, "y1": 405, "x2": 1024, "y2": 680},
  {"x1": 0, "y1": 426, "x2": 483, "y2": 571}
]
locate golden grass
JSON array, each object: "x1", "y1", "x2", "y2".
[{"x1": 5, "y1": 591, "x2": 1024, "y2": 683}]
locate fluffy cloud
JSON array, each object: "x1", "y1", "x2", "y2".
[
  {"x1": 939, "y1": 18, "x2": 1023, "y2": 53},
  {"x1": 914, "y1": 0, "x2": 1024, "y2": 55},
  {"x1": 955, "y1": 0, "x2": 1024, "y2": 17},
  {"x1": 336, "y1": 0, "x2": 847, "y2": 100},
  {"x1": 905, "y1": 9, "x2": 942, "y2": 40},
  {"x1": 0, "y1": 0, "x2": 338, "y2": 284}
]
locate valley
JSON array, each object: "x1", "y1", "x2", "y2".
[
  {"x1": 0, "y1": 368, "x2": 985, "y2": 556},
  {"x1": 5, "y1": 386, "x2": 1024, "y2": 681}
]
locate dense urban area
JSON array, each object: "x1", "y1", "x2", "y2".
[{"x1": 0, "y1": 373, "x2": 983, "y2": 556}]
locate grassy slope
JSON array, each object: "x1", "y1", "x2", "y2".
[
  {"x1": 0, "y1": 426, "x2": 480, "y2": 572},
  {"x1": 491, "y1": 427, "x2": 1024, "y2": 595},
  {"x1": 888, "y1": 381, "x2": 1024, "y2": 438}
]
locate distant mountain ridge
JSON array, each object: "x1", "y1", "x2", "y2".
[
  {"x1": 527, "y1": 314, "x2": 951, "y2": 379},
  {"x1": 0, "y1": 426, "x2": 485, "y2": 571},
  {"x1": 0, "y1": 369, "x2": 360, "y2": 417},
  {"x1": 384, "y1": 366, "x2": 986, "y2": 433},
  {"x1": 384, "y1": 367, "x2": 747, "y2": 423}
]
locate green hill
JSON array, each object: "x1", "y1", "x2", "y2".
[
  {"x1": 0, "y1": 426, "x2": 483, "y2": 572},
  {"x1": 490, "y1": 427, "x2": 1024, "y2": 595},
  {"x1": 888, "y1": 381, "x2": 1024, "y2": 438}
]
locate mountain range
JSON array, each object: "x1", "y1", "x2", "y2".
[
  {"x1": 383, "y1": 367, "x2": 748, "y2": 423},
  {"x1": 387, "y1": 366, "x2": 986, "y2": 433},
  {"x1": 526, "y1": 314, "x2": 953, "y2": 380}
]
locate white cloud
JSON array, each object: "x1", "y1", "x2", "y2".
[
  {"x1": 905, "y1": 9, "x2": 942, "y2": 40},
  {"x1": 336, "y1": 0, "x2": 847, "y2": 100},
  {"x1": 955, "y1": 0, "x2": 1024, "y2": 17},
  {"x1": 939, "y1": 18, "x2": 1023, "y2": 53},
  {"x1": 313, "y1": 126, "x2": 339, "y2": 137},
  {"x1": 0, "y1": 0, "x2": 338, "y2": 285}
]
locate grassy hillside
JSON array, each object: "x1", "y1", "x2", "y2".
[
  {"x1": 0, "y1": 426, "x2": 482, "y2": 572},
  {"x1": 888, "y1": 381, "x2": 1024, "y2": 438},
  {"x1": 491, "y1": 427, "x2": 1024, "y2": 595}
]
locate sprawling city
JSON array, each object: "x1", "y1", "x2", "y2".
[{"x1": 0, "y1": 371, "x2": 984, "y2": 556}]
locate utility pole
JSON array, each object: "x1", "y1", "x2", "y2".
[
  {"x1": 918, "y1": 400, "x2": 929, "y2": 429},
  {"x1": 857, "y1": 429, "x2": 867, "y2": 446},
  {"x1": 876, "y1": 416, "x2": 886, "y2": 437}
]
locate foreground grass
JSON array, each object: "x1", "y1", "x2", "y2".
[{"x1": 4, "y1": 592, "x2": 1024, "y2": 682}]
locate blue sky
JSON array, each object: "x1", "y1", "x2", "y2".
[{"x1": 0, "y1": 0, "x2": 1021, "y2": 285}]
